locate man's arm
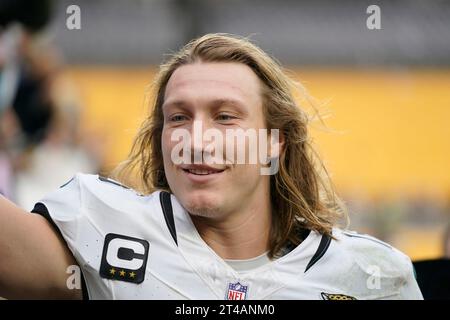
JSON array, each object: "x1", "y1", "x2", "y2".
[{"x1": 0, "y1": 195, "x2": 82, "y2": 299}]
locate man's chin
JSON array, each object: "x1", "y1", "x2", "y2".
[
  {"x1": 182, "y1": 194, "x2": 222, "y2": 218},
  {"x1": 186, "y1": 201, "x2": 220, "y2": 218},
  {"x1": 175, "y1": 190, "x2": 223, "y2": 217}
]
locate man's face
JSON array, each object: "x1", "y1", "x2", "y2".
[{"x1": 161, "y1": 62, "x2": 271, "y2": 219}]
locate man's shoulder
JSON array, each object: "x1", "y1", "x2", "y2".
[
  {"x1": 39, "y1": 173, "x2": 174, "y2": 244},
  {"x1": 329, "y1": 228, "x2": 413, "y2": 278},
  {"x1": 298, "y1": 228, "x2": 420, "y2": 299},
  {"x1": 70, "y1": 173, "x2": 133, "y2": 191},
  {"x1": 38, "y1": 173, "x2": 164, "y2": 222},
  {"x1": 68, "y1": 173, "x2": 159, "y2": 201},
  {"x1": 333, "y1": 228, "x2": 394, "y2": 251}
]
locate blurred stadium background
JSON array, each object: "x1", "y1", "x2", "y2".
[{"x1": 1, "y1": 0, "x2": 449, "y2": 263}]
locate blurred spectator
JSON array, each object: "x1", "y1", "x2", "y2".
[{"x1": 0, "y1": 0, "x2": 101, "y2": 209}]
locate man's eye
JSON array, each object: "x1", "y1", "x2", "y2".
[
  {"x1": 170, "y1": 115, "x2": 188, "y2": 122},
  {"x1": 216, "y1": 114, "x2": 236, "y2": 121}
]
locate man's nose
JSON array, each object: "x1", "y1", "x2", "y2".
[{"x1": 188, "y1": 119, "x2": 213, "y2": 163}]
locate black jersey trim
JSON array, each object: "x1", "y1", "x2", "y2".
[
  {"x1": 304, "y1": 233, "x2": 332, "y2": 273},
  {"x1": 299, "y1": 228, "x2": 311, "y2": 242},
  {"x1": 98, "y1": 176, "x2": 130, "y2": 189},
  {"x1": 342, "y1": 232, "x2": 392, "y2": 249},
  {"x1": 31, "y1": 202, "x2": 90, "y2": 300},
  {"x1": 159, "y1": 191, "x2": 178, "y2": 246},
  {"x1": 60, "y1": 177, "x2": 74, "y2": 188},
  {"x1": 282, "y1": 228, "x2": 311, "y2": 256}
]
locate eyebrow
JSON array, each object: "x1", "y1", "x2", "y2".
[{"x1": 162, "y1": 98, "x2": 248, "y2": 113}]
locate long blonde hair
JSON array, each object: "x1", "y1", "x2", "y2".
[{"x1": 113, "y1": 33, "x2": 347, "y2": 258}]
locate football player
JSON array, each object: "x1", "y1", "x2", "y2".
[{"x1": 0, "y1": 34, "x2": 423, "y2": 299}]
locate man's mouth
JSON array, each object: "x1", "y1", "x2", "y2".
[
  {"x1": 183, "y1": 169, "x2": 224, "y2": 175},
  {"x1": 180, "y1": 165, "x2": 226, "y2": 176}
]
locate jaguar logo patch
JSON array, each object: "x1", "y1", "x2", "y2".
[{"x1": 321, "y1": 292, "x2": 357, "y2": 300}]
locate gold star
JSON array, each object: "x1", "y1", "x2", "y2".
[
  {"x1": 119, "y1": 270, "x2": 126, "y2": 277},
  {"x1": 109, "y1": 268, "x2": 116, "y2": 275},
  {"x1": 129, "y1": 272, "x2": 136, "y2": 278}
]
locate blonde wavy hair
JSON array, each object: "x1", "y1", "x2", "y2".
[{"x1": 113, "y1": 33, "x2": 348, "y2": 258}]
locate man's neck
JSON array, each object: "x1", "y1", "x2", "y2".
[{"x1": 190, "y1": 198, "x2": 272, "y2": 260}]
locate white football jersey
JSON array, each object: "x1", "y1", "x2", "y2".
[{"x1": 32, "y1": 173, "x2": 423, "y2": 300}]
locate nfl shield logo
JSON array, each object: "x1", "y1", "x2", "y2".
[{"x1": 226, "y1": 281, "x2": 248, "y2": 300}]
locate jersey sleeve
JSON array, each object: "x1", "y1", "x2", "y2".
[
  {"x1": 336, "y1": 229, "x2": 424, "y2": 300},
  {"x1": 31, "y1": 173, "x2": 83, "y2": 250},
  {"x1": 398, "y1": 256, "x2": 424, "y2": 300},
  {"x1": 31, "y1": 173, "x2": 112, "y2": 299}
]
